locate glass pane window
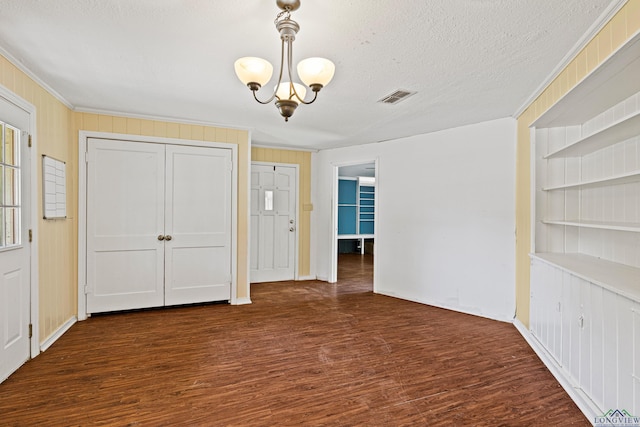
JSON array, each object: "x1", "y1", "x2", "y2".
[
  {"x1": 4, "y1": 207, "x2": 19, "y2": 246},
  {"x1": 4, "y1": 166, "x2": 18, "y2": 206},
  {"x1": 0, "y1": 121, "x2": 21, "y2": 248},
  {"x1": 5, "y1": 125, "x2": 18, "y2": 165}
]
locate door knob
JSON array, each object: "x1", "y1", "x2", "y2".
[
  {"x1": 157, "y1": 235, "x2": 165, "y2": 241},
  {"x1": 165, "y1": 235, "x2": 173, "y2": 241}
]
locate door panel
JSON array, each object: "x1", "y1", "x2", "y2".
[
  {"x1": 164, "y1": 145, "x2": 232, "y2": 305},
  {"x1": 86, "y1": 139, "x2": 165, "y2": 313},
  {"x1": 250, "y1": 164, "x2": 296, "y2": 283},
  {"x1": 0, "y1": 111, "x2": 30, "y2": 383}
]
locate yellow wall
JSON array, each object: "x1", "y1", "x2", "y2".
[
  {"x1": 251, "y1": 147, "x2": 312, "y2": 278},
  {"x1": 0, "y1": 55, "x2": 76, "y2": 342},
  {"x1": 515, "y1": 0, "x2": 640, "y2": 327},
  {"x1": 0, "y1": 53, "x2": 250, "y2": 345}
]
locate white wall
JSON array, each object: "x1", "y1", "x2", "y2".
[{"x1": 313, "y1": 117, "x2": 517, "y2": 322}]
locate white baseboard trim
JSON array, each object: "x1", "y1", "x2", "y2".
[
  {"x1": 296, "y1": 275, "x2": 316, "y2": 281},
  {"x1": 375, "y1": 289, "x2": 513, "y2": 323},
  {"x1": 513, "y1": 319, "x2": 599, "y2": 425},
  {"x1": 40, "y1": 316, "x2": 77, "y2": 352},
  {"x1": 316, "y1": 275, "x2": 328, "y2": 282},
  {"x1": 233, "y1": 297, "x2": 252, "y2": 305}
]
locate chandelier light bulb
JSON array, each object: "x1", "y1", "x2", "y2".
[
  {"x1": 234, "y1": 57, "x2": 273, "y2": 87},
  {"x1": 275, "y1": 82, "x2": 307, "y2": 102},
  {"x1": 297, "y1": 57, "x2": 335, "y2": 89}
]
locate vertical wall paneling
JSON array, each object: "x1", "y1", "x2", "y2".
[
  {"x1": 0, "y1": 54, "x2": 76, "y2": 346},
  {"x1": 516, "y1": 1, "x2": 640, "y2": 328},
  {"x1": 526, "y1": 17, "x2": 640, "y2": 418}
]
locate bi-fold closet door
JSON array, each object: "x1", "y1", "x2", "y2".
[{"x1": 86, "y1": 138, "x2": 232, "y2": 314}]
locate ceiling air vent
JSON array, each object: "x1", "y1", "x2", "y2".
[{"x1": 377, "y1": 89, "x2": 416, "y2": 105}]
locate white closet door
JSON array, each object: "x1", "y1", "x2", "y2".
[
  {"x1": 250, "y1": 164, "x2": 296, "y2": 283},
  {"x1": 164, "y1": 145, "x2": 232, "y2": 305},
  {"x1": 86, "y1": 139, "x2": 165, "y2": 313}
]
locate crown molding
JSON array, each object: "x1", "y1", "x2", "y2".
[
  {"x1": 74, "y1": 106, "x2": 252, "y2": 133},
  {"x1": 251, "y1": 143, "x2": 318, "y2": 152},
  {"x1": 0, "y1": 46, "x2": 74, "y2": 110},
  {"x1": 513, "y1": 0, "x2": 629, "y2": 118}
]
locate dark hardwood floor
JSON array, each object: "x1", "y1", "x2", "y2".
[{"x1": 0, "y1": 254, "x2": 588, "y2": 426}]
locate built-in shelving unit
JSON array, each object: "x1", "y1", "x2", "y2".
[
  {"x1": 337, "y1": 177, "x2": 375, "y2": 254},
  {"x1": 529, "y1": 32, "x2": 640, "y2": 419}
]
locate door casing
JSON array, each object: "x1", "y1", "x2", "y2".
[{"x1": 78, "y1": 131, "x2": 240, "y2": 320}]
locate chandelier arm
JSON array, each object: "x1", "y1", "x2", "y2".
[
  {"x1": 251, "y1": 90, "x2": 274, "y2": 105},
  {"x1": 285, "y1": 38, "x2": 307, "y2": 104},
  {"x1": 297, "y1": 90, "x2": 318, "y2": 105},
  {"x1": 249, "y1": 39, "x2": 287, "y2": 105}
]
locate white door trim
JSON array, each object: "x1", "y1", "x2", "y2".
[
  {"x1": 78, "y1": 131, "x2": 239, "y2": 320},
  {"x1": 250, "y1": 161, "x2": 300, "y2": 281},
  {"x1": 329, "y1": 158, "x2": 379, "y2": 292},
  {"x1": 0, "y1": 84, "x2": 39, "y2": 357}
]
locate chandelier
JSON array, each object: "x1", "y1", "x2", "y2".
[{"x1": 233, "y1": 0, "x2": 335, "y2": 122}]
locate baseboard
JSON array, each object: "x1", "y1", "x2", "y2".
[
  {"x1": 233, "y1": 297, "x2": 252, "y2": 305},
  {"x1": 512, "y1": 319, "x2": 599, "y2": 425},
  {"x1": 375, "y1": 289, "x2": 513, "y2": 323},
  {"x1": 40, "y1": 316, "x2": 77, "y2": 352},
  {"x1": 296, "y1": 275, "x2": 316, "y2": 281},
  {"x1": 316, "y1": 275, "x2": 328, "y2": 282}
]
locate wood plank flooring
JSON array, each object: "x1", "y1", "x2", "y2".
[{"x1": 0, "y1": 254, "x2": 588, "y2": 426}]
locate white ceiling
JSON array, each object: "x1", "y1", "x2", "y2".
[{"x1": 0, "y1": 0, "x2": 614, "y2": 150}]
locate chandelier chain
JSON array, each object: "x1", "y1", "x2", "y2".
[{"x1": 274, "y1": 8, "x2": 292, "y2": 26}]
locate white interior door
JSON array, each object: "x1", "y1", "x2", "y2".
[
  {"x1": 164, "y1": 145, "x2": 232, "y2": 305},
  {"x1": 0, "y1": 109, "x2": 31, "y2": 382},
  {"x1": 86, "y1": 139, "x2": 165, "y2": 313},
  {"x1": 250, "y1": 164, "x2": 296, "y2": 283}
]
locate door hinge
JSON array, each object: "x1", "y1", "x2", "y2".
[
  {"x1": 28, "y1": 324, "x2": 33, "y2": 339},
  {"x1": 28, "y1": 229, "x2": 32, "y2": 242},
  {"x1": 28, "y1": 134, "x2": 32, "y2": 148},
  {"x1": 84, "y1": 285, "x2": 89, "y2": 294}
]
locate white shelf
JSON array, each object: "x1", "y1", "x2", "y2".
[
  {"x1": 533, "y1": 31, "x2": 640, "y2": 127},
  {"x1": 531, "y1": 253, "x2": 640, "y2": 303},
  {"x1": 337, "y1": 234, "x2": 375, "y2": 239},
  {"x1": 542, "y1": 219, "x2": 640, "y2": 233},
  {"x1": 542, "y1": 169, "x2": 640, "y2": 191},
  {"x1": 545, "y1": 110, "x2": 640, "y2": 159}
]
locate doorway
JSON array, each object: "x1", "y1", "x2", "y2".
[
  {"x1": 332, "y1": 161, "x2": 376, "y2": 287},
  {"x1": 250, "y1": 162, "x2": 298, "y2": 283}
]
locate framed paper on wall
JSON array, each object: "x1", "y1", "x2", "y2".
[{"x1": 42, "y1": 155, "x2": 66, "y2": 219}]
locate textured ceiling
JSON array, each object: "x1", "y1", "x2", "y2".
[{"x1": 0, "y1": 0, "x2": 614, "y2": 150}]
